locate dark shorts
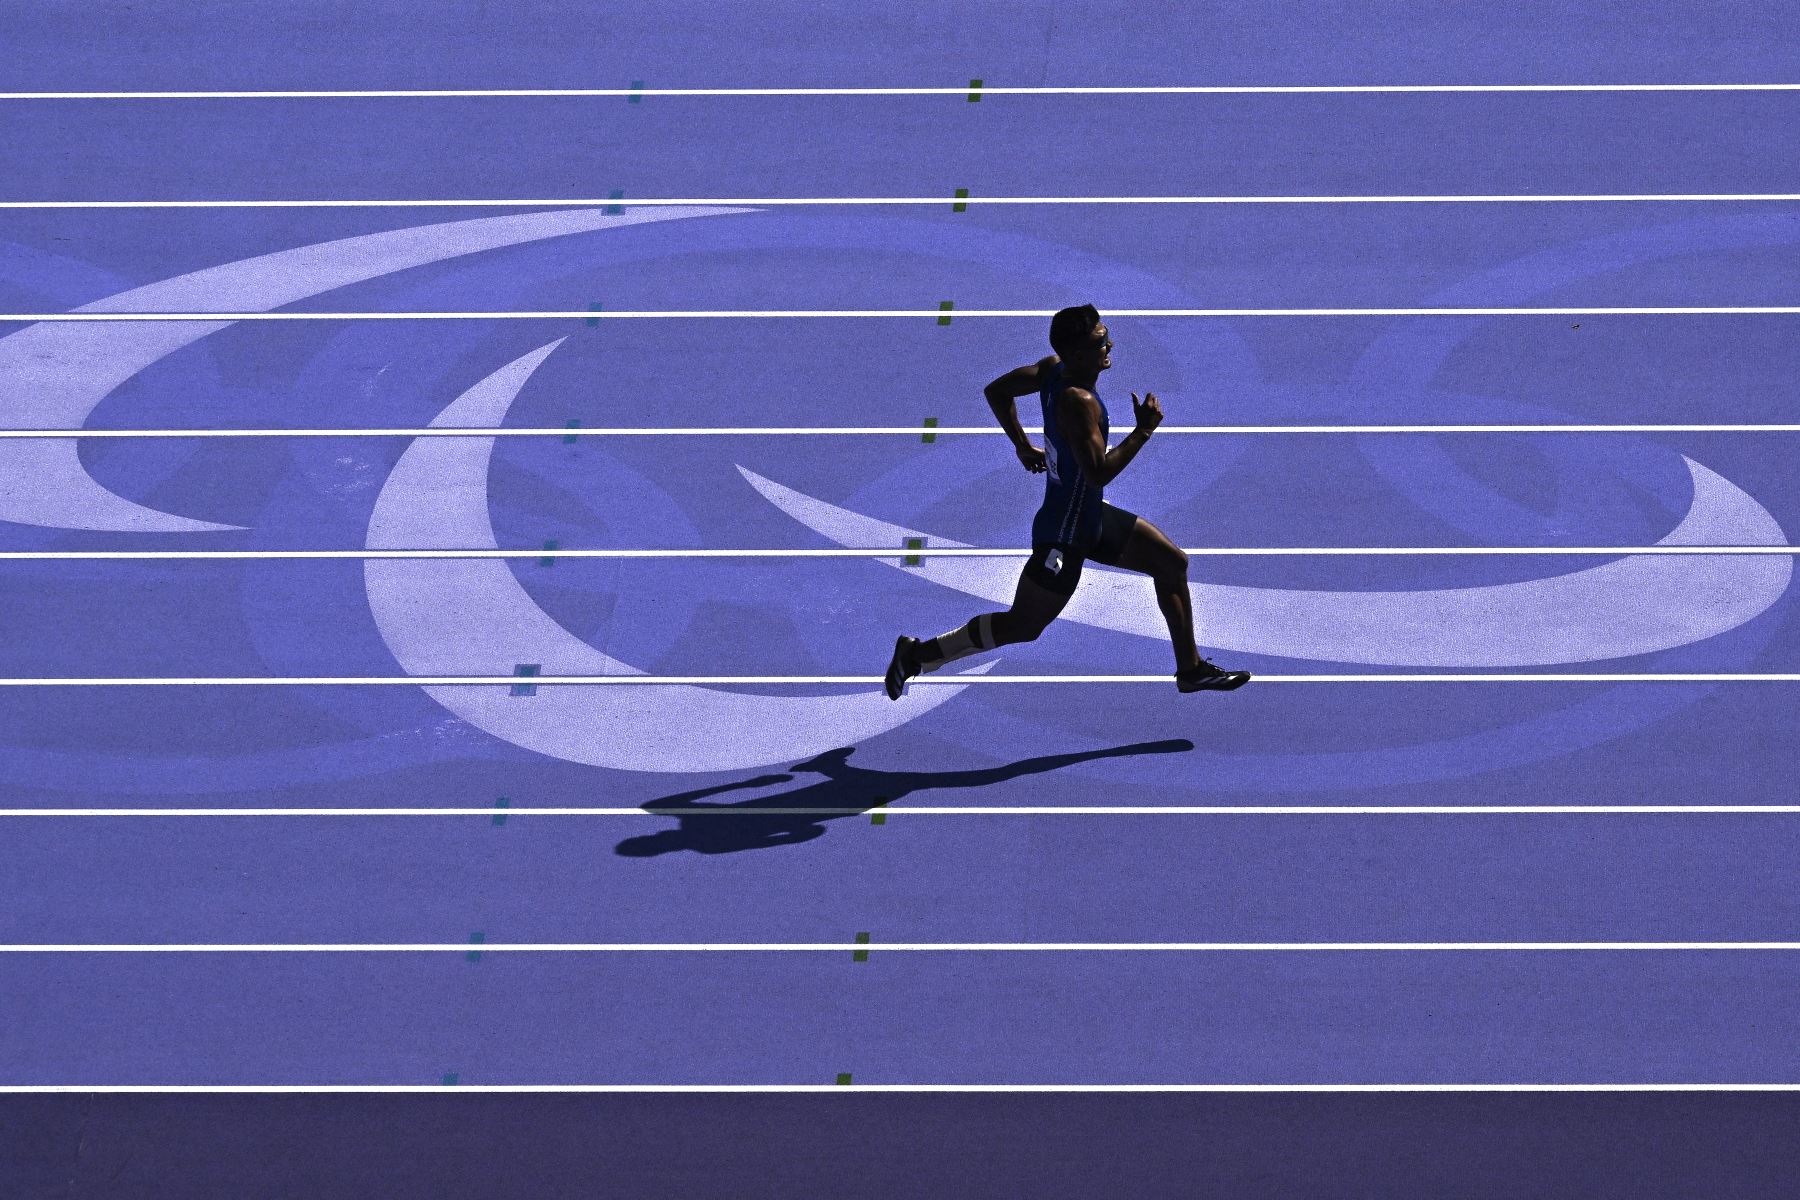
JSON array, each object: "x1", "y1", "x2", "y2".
[{"x1": 1021, "y1": 502, "x2": 1140, "y2": 597}]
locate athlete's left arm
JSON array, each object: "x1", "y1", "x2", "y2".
[{"x1": 983, "y1": 358, "x2": 1053, "y2": 474}]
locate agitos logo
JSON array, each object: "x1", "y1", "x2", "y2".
[{"x1": 1, "y1": 207, "x2": 1791, "y2": 782}]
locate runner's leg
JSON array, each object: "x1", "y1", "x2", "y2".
[{"x1": 1110, "y1": 517, "x2": 1200, "y2": 671}]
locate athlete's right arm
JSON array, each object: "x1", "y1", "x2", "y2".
[
  {"x1": 1056, "y1": 387, "x2": 1152, "y2": 487},
  {"x1": 984, "y1": 358, "x2": 1055, "y2": 473}
]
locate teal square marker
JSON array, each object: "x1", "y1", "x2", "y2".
[
  {"x1": 492, "y1": 797, "x2": 510, "y2": 827},
  {"x1": 563, "y1": 419, "x2": 582, "y2": 444},
  {"x1": 953, "y1": 188, "x2": 969, "y2": 213},
  {"x1": 835, "y1": 1073, "x2": 853, "y2": 1086},
  {"x1": 853, "y1": 932, "x2": 871, "y2": 963},
  {"x1": 511, "y1": 664, "x2": 541, "y2": 697},
  {"x1": 466, "y1": 931, "x2": 485, "y2": 962},
  {"x1": 604, "y1": 189, "x2": 625, "y2": 216},
  {"x1": 586, "y1": 303, "x2": 604, "y2": 328},
  {"x1": 628, "y1": 80, "x2": 645, "y2": 104},
  {"x1": 937, "y1": 300, "x2": 954, "y2": 326},
  {"x1": 902, "y1": 537, "x2": 924, "y2": 567},
  {"x1": 967, "y1": 78, "x2": 983, "y2": 102},
  {"x1": 441, "y1": 1072, "x2": 461, "y2": 1086},
  {"x1": 539, "y1": 539, "x2": 560, "y2": 567}
]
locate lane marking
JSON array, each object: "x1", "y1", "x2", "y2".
[
  {"x1": 0, "y1": 547, "x2": 1792, "y2": 560},
  {"x1": 7, "y1": 941, "x2": 1800, "y2": 952},
  {"x1": 0, "y1": 424, "x2": 1795, "y2": 436},
  {"x1": 7, "y1": 193, "x2": 1800, "y2": 209},
  {"x1": 0, "y1": 674, "x2": 1786, "y2": 686},
  {"x1": 7, "y1": 805, "x2": 1800, "y2": 817},
  {"x1": 6, "y1": 307, "x2": 1800, "y2": 320},
  {"x1": 5, "y1": 84, "x2": 1799, "y2": 99},
  {"x1": 508, "y1": 665, "x2": 540, "y2": 697},
  {"x1": 6, "y1": 1084, "x2": 1800, "y2": 1093}
]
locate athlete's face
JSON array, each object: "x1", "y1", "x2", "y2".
[{"x1": 1067, "y1": 323, "x2": 1113, "y2": 373}]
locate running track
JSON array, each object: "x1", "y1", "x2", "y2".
[{"x1": 5, "y1": 0, "x2": 1800, "y2": 1113}]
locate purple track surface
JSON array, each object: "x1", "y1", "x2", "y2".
[{"x1": 5, "y1": 1, "x2": 1800, "y2": 1193}]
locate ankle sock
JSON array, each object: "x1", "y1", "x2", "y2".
[{"x1": 916, "y1": 614, "x2": 996, "y2": 672}]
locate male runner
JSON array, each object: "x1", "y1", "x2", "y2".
[{"x1": 885, "y1": 304, "x2": 1251, "y2": 698}]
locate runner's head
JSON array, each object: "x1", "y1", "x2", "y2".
[{"x1": 1049, "y1": 303, "x2": 1112, "y2": 374}]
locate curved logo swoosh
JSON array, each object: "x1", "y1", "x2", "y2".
[
  {"x1": 0, "y1": 206, "x2": 750, "y2": 532},
  {"x1": 364, "y1": 342, "x2": 993, "y2": 774},
  {"x1": 738, "y1": 462, "x2": 1791, "y2": 667}
]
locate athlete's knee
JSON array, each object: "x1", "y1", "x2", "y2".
[
  {"x1": 992, "y1": 610, "x2": 1051, "y2": 644},
  {"x1": 1156, "y1": 547, "x2": 1189, "y2": 586}
]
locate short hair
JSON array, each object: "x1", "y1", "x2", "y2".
[{"x1": 1049, "y1": 304, "x2": 1101, "y2": 356}]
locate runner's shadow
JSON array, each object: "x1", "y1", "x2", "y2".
[{"x1": 614, "y1": 739, "x2": 1195, "y2": 857}]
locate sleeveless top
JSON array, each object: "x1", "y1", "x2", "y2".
[{"x1": 1035, "y1": 359, "x2": 1111, "y2": 547}]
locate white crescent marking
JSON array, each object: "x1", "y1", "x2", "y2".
[
  {"x1": 364, "y1": 342, "x2": 993, "y2": 773},
  {"x1": 737, "y1": 463, "x2": 1791, "y2": 667},
  {"x1": 0, "y1": 206, "x2": 749, "y2": 531}
]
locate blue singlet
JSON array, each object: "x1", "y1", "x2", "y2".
[{"x1": 1032, "y1": 360, "x2": 1111, "y2": 550}]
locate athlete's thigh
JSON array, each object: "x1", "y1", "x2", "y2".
[
  {"x1": 1109, "y1": 515, "x2": 1186, "y2": 578},
  {"x1": 1010, "y1": 552, "x2": 1076, "y2": 628}
]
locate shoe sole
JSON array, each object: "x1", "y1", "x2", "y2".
[
  {"x1": 1177, "y1": 672, "x2": 1252, "y2": 693},
  {"x1": 885, "y1": 636, "x2": 918, "y2": 700}
]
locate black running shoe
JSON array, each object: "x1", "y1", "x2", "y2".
[
  {"x1": 1176, "y1": 658, "x2": 1252, "y2": 693},
  {"x1": 885, "y1": 635, "x2": 922, "y2": 700}
]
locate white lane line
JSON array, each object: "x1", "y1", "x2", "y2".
[
  {"x1": 0, "y1": 547, "x2": 1792, "y2": 560},
  {"x1": 3, "y1": 1084, "x2": 1794, "y2": 1093},
  {"x1": 0, "y1": 674, "x2": 1788, "y2": 686},
  {"x1": 2, "y1": 424, "x2": 1796, "y2": 436},
  {"x1": 4, "y1": 307, "x2": 1800, "y2": 320},
  {"x1": 0, "y1": 674, "x2": 1783, "y2": 685},
  {"x1": 6, "y1": 805, "x2": 1800, "y2": 817},
  {"x1": 5, "y1": 941, "x2": 1800, "y2": 952},
  {"x1": 4, "y1": 84, "x2": 1799, "y2": 98},
  {"x1": 8, "y1": 194, "x2": 1800, "y2": 208},
  {"x1": 0, "y1": 674, "x2": 1787, "y2": 686}
]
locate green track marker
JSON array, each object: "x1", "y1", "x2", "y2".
[
  {"x1": 510, "y1": 664, "x2": 541, "y2": 697},
  {"x1": 937, "y1": 300, "x2": 954, "y2": 326},
  {"x1": 539, "y1": 539, "x2": 559, "y2": 567},
  {"x1": 870, "y1": 810, "x2": 887, "y2": 826},
  {"x1": 563, "y1": 419, "x2": 582, "y2": 444},
  {"x1": 967, "y1": 78, "x2": 983, "y2": 102},
  {"x1": 953, "y1": 188, "x2": 969, "y2": 213},
  {"x1": 921, "y1": 416, "x2": 939, "y2": 443},
  {"x1": 466, "y1": 931, "x2": 485, "y2": 962},
  {"x1": 492, "y1": 797, "x2": 510, "y2": 827},
  {"x1": 902, "y1": 537, "x2": 924, "y2": 566},
  {"x1": 836, "y1": 1073, "x2": 853, "y2": 1086},
  {"x1": 586, "y1": 303, "x2": 604, "y2": 328},
  {"x1": 853, "y1": 932, "x2": 871, "y2": 962},
  {"x1": 604, "y1": 189, "x2": 625, "y2": 216},
  {"x1": 441, "y1": 1072, "x2": 460, "y2": 1086},
  {"x1": 628, "y1": 81, "x2": 645, "y2": 104}
]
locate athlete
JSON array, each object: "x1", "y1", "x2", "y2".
[{"x1": 885, "y1": 303, "x2": 1251, "y2": 698}]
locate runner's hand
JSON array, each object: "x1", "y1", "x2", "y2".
[
  {"x1": 1015, "y1": 442, "x2": 1048, "y2": 473},
  {"x1": 1131, "y1": 391, "x2": 1163, "y2": 436}
]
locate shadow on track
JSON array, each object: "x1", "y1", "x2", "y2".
[{"x1": 614, "y1": 738, "x2": 1194, "y2": 857}]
